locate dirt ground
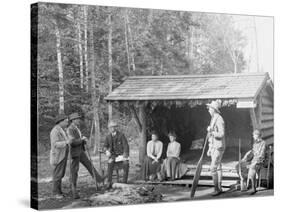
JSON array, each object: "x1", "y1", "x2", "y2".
[
  {"x1": 36, "y1": 177, "x2": 273, "y2": 210},
  {"x1": 34, "y1": 144, "x2": 273, "y2": 210}
]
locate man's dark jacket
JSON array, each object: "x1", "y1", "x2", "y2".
[
  {"x1": 66, "y1": 123, "x2": 85, "y2": 157},
  {"x1": 104, "y1": 131, "x2": 129, "y2": 158}
]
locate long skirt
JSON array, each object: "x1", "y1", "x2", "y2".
[
  {"x1": 161, "y1": 157, "x2": 181, "y2": 180},
  {"x1": 141, "y1": 156, "x2": 161, "y2": 181}
]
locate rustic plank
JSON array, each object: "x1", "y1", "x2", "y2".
[
  {"x1": 257, "y1": 95, "x2": 262, "y2": 126},
  {"x1": 264, "y1": 136, "x2": 274, "y2": 145},
  {"x1": 134, "y1": 179, "x2": 236, "y2": 188},
  {"x1": 249, "y1": 108, "x2": 259, "y2": 129},
  {"x1": 261, "y1": 121, "x2": 274, "y2": 130},
  {"x1": 262, "y1": 106, "x2": 273, "y2": 114},
  {"x1": 261, "y1": 114, "x2": 274, "y2": 122},
  {"x1": 262, "y1": 97, "x2": 273, "y2": 106},
  {"x1": 261, "y1": 128, "x2": 274, "y2": 138},
  {"x1": 261, "y1": 88, "x2": 272, "y2": 99}
]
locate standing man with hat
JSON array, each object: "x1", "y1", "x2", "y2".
[
  {"x1": 67, "y1": 112, "x2": 103, "y2": 199},
  {"x1": 206, "y1": 100, "x2": 225, "y2": 196},
  {"x1": 104, "y1": 120, "x2": 130, "y2": 189},
  {"x1": 50, "y1": 114, "x2": 69, "y2": 199}
]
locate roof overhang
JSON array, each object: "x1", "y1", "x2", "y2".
[{"x1": 105, "y1": 72, "x2": 272, "y2": 109}]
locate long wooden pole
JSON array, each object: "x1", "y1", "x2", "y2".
[{"x1": 190, "y1": 133, "x2": 209, "y2": 198}]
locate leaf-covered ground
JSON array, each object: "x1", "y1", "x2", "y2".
[{"x1": 35, "y1": 146, "x2": 273, "y2": 210}]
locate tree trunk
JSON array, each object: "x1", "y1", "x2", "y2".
[
  {"x1": 160, "y1": 58, "x2": 163, "y2": 75},
  {"x1": 125, "y1": 11, "x2": 136, "y2": 73},
  {"x1": 89, "y1": 10, "x2": 101, "y2": 153},
  {"x1": 124, "y1": 9, "x2": 130, "y2": 74},
  {"x1": 139, "y1": 104, "x2": 147, "y2": 164},
  {"x1": 253, "y1": 17, "x2": 259, "y2": 72},
  {"x1": 54, "y1": 21, "x2": 64, "y2": 115},
  {"x1": 108, "y1": 13, "x2": 113, "y2": 121},
  {"x1": 77, "y1": 15, "x2": 84, "y2": 89},
  {"x1": 84, "y1": 6, "x2": 89, "y2": 92},
  {"x1": 234, "y1": 60, "x2": 237, "y2": 74}
]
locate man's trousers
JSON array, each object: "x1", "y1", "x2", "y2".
[{"x1": 52, "y1": 147, "x2": 69, "y2": 194}]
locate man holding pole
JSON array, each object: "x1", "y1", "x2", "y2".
[
  {"x1": 67, "y1": 112, "x2": 103, "y2": 199},
  {"x1": 206, "y1": 100, "x2": 225, "y2": 196}
]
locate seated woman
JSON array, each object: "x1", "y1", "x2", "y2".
[
  {"x1": 141, "y1": 131, "x2": 163, "y2": 181},
  {"x1": 160, "y1": 132, "x2": 181, "y2": 181},
  {"x1": 235, "y1": 129, "x2": 266, "y2": 194}
]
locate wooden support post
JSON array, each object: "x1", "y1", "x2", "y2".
[
  {"x1": 257, "y1": 95, "x2": 262, "y2": 128},
  {"x1": 139, "y1": 104, "x2": 147, "y2": 164},
  {"x1": 130, "y1": 105, "x2": 142, "y2": 132},
  {"x1": 249, "y1": 108, "x2": 259, "y2": 130}
]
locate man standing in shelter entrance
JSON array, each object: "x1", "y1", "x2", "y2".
[{"x1": 206, "y1": 100, "x2": 225, "y2": 196}]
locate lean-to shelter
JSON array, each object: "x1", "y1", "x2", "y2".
[{"x1": 105, "y1": 72, "x2": 274, "y2": 179}]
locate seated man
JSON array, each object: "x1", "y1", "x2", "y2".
[
  {"x1": 141, "y1": 131, "x2": 163, "y2": 181},
  {"x1": 235, "y1": 129, "x2": 266, "y2": 195},
  {"x1": 104, "y1": 120, "x2": 130, "y2": 189},
  {"x1": 160, "y1": 132, "x2": 182, "y2": 181}
]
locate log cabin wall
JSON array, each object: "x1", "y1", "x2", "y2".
[{"x1": 260, "y1": 85, "x2": 274, "y2": 144}]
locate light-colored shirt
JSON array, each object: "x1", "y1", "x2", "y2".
[
  {"x1": 252, "y1": 139, "x2": 266, "y2": 164},
  {"x1": 147, "y1": 140, "x2": 163, "y2": 160},
  {"x1": 167, "y1": 141, "x2": 181, "y2": 159}
]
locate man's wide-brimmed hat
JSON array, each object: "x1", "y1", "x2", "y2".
[
  {"x1": 206, "y1": 100, "x2": 221, "y2": 113},
  {"x1": 69, "y1": 112, "x2": 82, "y2": 121},
  {"x1": 55, "y1": 114, "x2": 68, "y2": 124},
  {"x1": 108, "y1": 120, "x2": 118, "y2": 127}
]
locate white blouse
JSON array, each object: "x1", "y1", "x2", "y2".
[
  {"x1": 146, "y1": 140, "x2": 163, "y2": 160},
  {"x1": 167, "y1": 141, "x2": 181, "y2": 159}
]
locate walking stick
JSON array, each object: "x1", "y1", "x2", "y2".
[
  {"x1": 98, "y1": 148, "x2": 105, "y2": 186},
  {"x1": 190, "y1": 132, "x2": 210, "y2": 198},
  {"x1": 85, "y1": 146, "x2": 99, "y2": 190},
  {"x1": 68, "y1": 144, "x2": 74, "y2": 191},
  {"x1": 238, "y1": 138, "x2": 246, "y2": 191}
]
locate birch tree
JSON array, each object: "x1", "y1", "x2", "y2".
[
  {"x1": 124, "y1": 9, "x2": 136, "y2": 73},
  {"x1": 108, "y1": 12, "x2": 113, "y2": 121},
  {"x1": 89, "y1": 8, "x2": 101, "y2": 152},
  {"x1": 123, "y1": 9, "x2": 130, "y2": 73},
  {"x1": 54, "y1": 20, "x2": 64, "y2": 115},
  {"x1": 84, "y1": 6, "x2": 89, "y2": 91},
  {"x1": 77, "y1": 9, "x2": 84, "y2": 89}
]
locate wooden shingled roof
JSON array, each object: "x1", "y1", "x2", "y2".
[{"x1": 105, "y1": 72, "x2": 271, "y2": 102}]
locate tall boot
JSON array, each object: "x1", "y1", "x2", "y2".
[
  {"x1": 53, "y1": 180, "x2": 63, "y2": 198},
  {"x1": 122, "y1": 162, "x2": 129, "y2": 183},
  {"x1": 57, "y1": 180, "x2": 63, "y2": 195},
  {"x1": 211, "y1": 173, "x2": 222, "y2": 196},
  {"x1": 217, "y1": 169, "x2": 223, "y2": 191},
  {"x1": 71, "y1": 183, "x2": 80, "y2": 199},
  {"x1": 249, "y1": 177, "x2": 257, "y2": 195},
  {"x1": 52, "y1": 180, "x2": 60, "y2": 195}
]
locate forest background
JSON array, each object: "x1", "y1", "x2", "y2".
[{"x1": 34, "y1": 2, "x2": 255, "y2": 155}]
